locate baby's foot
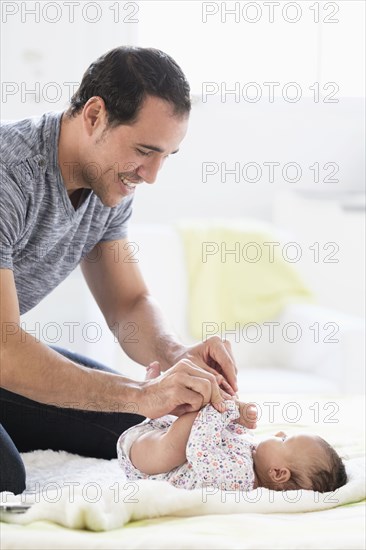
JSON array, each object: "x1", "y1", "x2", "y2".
[{"x1": 145, "y1": 361, "x2": 161, "y2": 381}]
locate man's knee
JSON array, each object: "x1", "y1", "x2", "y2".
[
  {"x1": 0, "y1": 424, "x2": 27, "y2": 495},
  {"x1": 1, "y1": 455, "x2": 26, "y2": 495}
]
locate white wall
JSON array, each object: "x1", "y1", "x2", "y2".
[
  {"x1": 2, "y1": 1, "x2": 364, "y2": 115},
  {"x1": 2, "y1": 1, "x2": 365, "y2": 364},
  {"x1": 130, "y1": 96, "x2": 365, "y2": 224},
  {"x1": 1, "y1": 1, "x2": 364, "y2": 225}
]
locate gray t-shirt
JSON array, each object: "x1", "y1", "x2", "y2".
[{"x1": 0, "y1": 111, "x2": 133, "y2": 315}]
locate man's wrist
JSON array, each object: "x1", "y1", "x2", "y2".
[
  {"x1": 105, "y1": 376, "x2": 145, "y2": 416},
  {"x1": 162, "y1": 342, "x2": 188, "y2": 370},
  {"x1": 152, "y1": 336, "x2": 188, "y2": 371},
  {"x1": 128, "y1": 382, "x2": 146, "y2": 417}
]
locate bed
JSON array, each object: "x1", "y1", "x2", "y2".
[
  {"x1": 1, "y1": 392, "x2": 365, "y2": 550},
  {"x1": 3, "y1": 222, "x2": 365, "y2": 548}
]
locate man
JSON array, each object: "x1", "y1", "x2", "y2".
[{"x1": 0, "y1": 46, "x2": 239, "y2": 495}]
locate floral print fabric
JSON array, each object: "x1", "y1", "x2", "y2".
[{"x1": 117, "y1": 400, "x2": 255, "y2": 491}]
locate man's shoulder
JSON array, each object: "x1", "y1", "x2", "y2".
[{"x1": 0, "y1": 111, "x2": 61, "y2": 167}]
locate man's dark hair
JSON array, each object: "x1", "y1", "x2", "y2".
[{"x1": 67, "y1": 46, "x2": 191, "y2": 126}]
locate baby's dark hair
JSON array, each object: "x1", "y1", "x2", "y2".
[{"x1": 286, "y1": 437, "x2": 347, "y2": 493}]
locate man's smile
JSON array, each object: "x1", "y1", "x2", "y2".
[{"x1": 119, "y1": 175, "x2": 142, "y2": 190}]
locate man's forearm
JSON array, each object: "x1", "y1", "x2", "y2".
[
  {"x1": 112, "y1": 294, "x2": 187, "y2": 371},
  {"x1": 1, "y1": 329, "x2": 144, "y2": 414}
]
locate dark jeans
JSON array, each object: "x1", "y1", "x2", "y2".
[{"x1": 0, "y1": 346, "x2": 145, "y2": 494}]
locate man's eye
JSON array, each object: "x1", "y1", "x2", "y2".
[{"x1": 136, "y1": 149, "x2": 150, "y2": 156}]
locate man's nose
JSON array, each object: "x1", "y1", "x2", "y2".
[{"x1": 139, "y1": 157, "x2": 164, "y2": 185}]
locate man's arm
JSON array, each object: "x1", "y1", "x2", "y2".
[
  {"x1": 0, "y1": 268, "x2": 142, "y2": 412},
  {"x1": 81, "y1": 238, "x2": 238, "y2": 393},
  {"x1": 80, "y1": 238, "x2": 187, "y2": 371},
  {"x1": 0, "y1": 268, "x2": 226, "y2": 418}
]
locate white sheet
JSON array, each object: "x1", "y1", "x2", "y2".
[
  {"x1": 1, "y1": 393, "x2": 364, "y2": 550},
  {"x1": 1, "y1": 450, "x2": 364, "y2": 531}
]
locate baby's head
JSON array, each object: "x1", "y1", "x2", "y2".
[{"x1": 253, "y1": 431, "x2": 347, "y2": 493}]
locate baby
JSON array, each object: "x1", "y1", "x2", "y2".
[{"x1": 117, "y1": 395, "x2": 347, "y2": 493}]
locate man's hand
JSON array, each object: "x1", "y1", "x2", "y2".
[
  {"x1": 143, "y1": 363, "x2": 257, "y2": 429},
  {"x1": 140, "y1": 359, "x2": 233, "y2": 419},
  {"x1": 173, "y1": 336, "x2": 238, "y2": 396}
]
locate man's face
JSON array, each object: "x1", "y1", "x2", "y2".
[{"x1": 78, "y1": 95, "x2": 189, "y2": 207}]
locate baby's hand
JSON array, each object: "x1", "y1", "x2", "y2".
[{"x1": 235, "y1": 401, "x2": 258, "y2": 429}]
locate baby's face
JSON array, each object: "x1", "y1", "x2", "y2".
[{"x1": 252, "y1": 432, "x2": 321, "y2": 478}]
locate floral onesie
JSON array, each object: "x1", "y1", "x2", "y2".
[{"x1": 117, "y1": 400, "x2": 256, "y2": 491}]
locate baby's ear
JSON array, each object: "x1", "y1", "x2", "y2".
[{"x1": 269, "y1": 468, "x2": 291, "y2": 485}]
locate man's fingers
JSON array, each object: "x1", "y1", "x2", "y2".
[
  {"x1": 173, "y1": 362, "x2": 226, "y2": 411},
  {"x1": 218, "y1": 376, "x2": 236, "y2": 395},
  {"x1": 222, "y1": 339, "x2": 238, "y2": 374},
  {"x1": 180, "y1": 387, "x2": 205, "y2": 409},
  {"x1": 177, "y1": 358, "x2": 220, "y2": 383},
  {"x1": 178, "y1": 382, "x2": 230, "y2": 415},
  {"x1": 206, "y1": 338, "x2": 238, "y2": 392},
  {"x1": 182, "y1": 356, "x2": 236, "y2": 395},
  {"x1": 162, "y1": 359, "x2": 234, "y2": 415},
  {"x1": 180, "y1": 373, "x2": 222, "y2": 409},
  {"x1": 220, "y1": 388, "x2": 233, "y2": 400},
  {"x1": 169, "y1": 387, "x2": 205, "y2": 416}
]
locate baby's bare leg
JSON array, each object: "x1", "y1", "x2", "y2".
[{"x1": 129, "y1": 411, "x2": 199, "y2": 475}]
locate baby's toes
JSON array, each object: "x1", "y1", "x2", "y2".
[{"x1": 145, "y1": 361, "x2": 161, "y2": 380}]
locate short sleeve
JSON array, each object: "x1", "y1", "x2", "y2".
[
  {"x1": 100, "y1": 195, "x2": 134, "y2": 242},
  {"x1": 0, "y1": 163, "x2": 27, "y2": 270}
]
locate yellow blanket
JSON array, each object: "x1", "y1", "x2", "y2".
[{"x1": 177, "y1": 221, "x2": 313, "y2": 339}]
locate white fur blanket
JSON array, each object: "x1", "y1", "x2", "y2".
[{"x1": 1, "y1": 449, "x2": 365, "y2": 531}]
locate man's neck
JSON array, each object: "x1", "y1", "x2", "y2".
[{"x1": 58, "y1": 112, "x2": 86, "y2": 195}]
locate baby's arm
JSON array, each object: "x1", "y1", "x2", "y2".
[
  {"x1": 186, "y1": 401, "x2": 255, "y2": 490},
  {"x1": 129, "y1": 400, "x2": 257, "y2": 475},
  {"x1": 129, "y1": 411, "x2": 199, "y2": 475}
]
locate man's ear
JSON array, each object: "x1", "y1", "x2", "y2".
[
  {"x1": 268, "y1": 468, "x2": 291, "y2": 484},
  {"x1": 82, "y1": 97, "x2": 107, "y2": 134}
]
